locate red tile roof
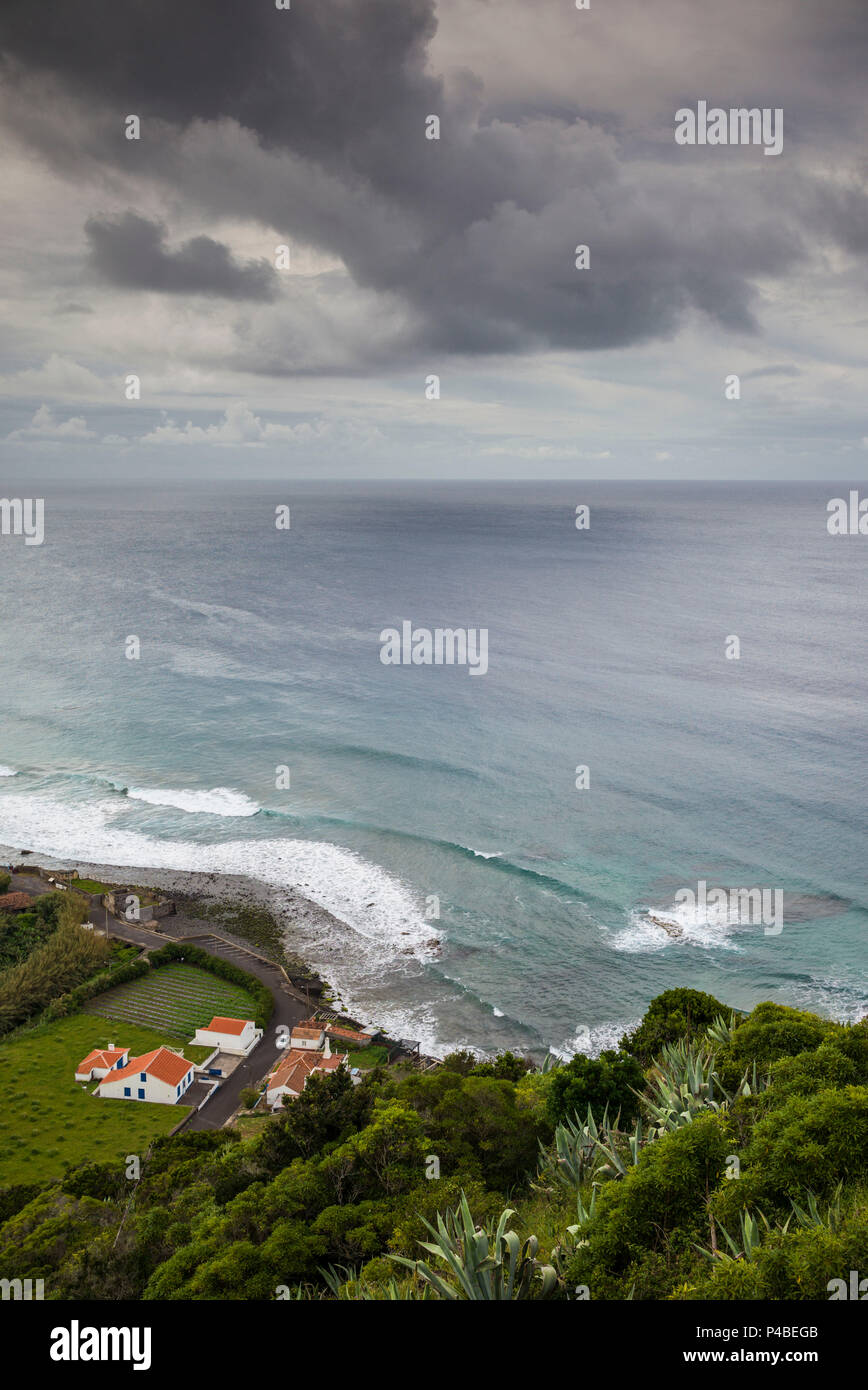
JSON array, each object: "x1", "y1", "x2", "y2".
[
  {"x1": 0, "y1": 892, "x2": 32, "y2": 912},
  {"x1": 76, "y1": 1047, "x2": 128, "y2": 1073},
  {"x1": 204, "y1": 1016, "x2": 250, "y2": 1035},
  {"x1": 299, "y1": 1017, "x2": 372, "y2": 1042},
  {"x1": 267, "y1": 1048, "x2": 346, "y2": 1099},
  {"x1": 106, "y1": 1047, "x2": 193, "y2": 1088}
]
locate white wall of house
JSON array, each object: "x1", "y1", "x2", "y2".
[
  {"x1": 266, "y1": 1082, "x2": 300, "y2": 1108},
  {"x1": 192, "y1": 1021, "x2": 261, "y2": 1055},
  {"x1": 99, "y1": 1067, "x2": 195, "y2": 1105},
  {"x1": 75, "y1": 1053, "x2": 129, "y2": 1082},
  {"x1": 289, "y1": 1030, "x2": 324, "y2": 1051}
]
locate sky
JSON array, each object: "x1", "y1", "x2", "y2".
[{"x1": 1, "y1": 0, "x2": 867, "y2": 480}]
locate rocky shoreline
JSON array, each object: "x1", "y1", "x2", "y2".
[{"x1": 1, "y1": 843, "x2": 337, "y2": 996}]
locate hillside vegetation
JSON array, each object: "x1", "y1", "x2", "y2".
[{"x1": 1, "y1": 987, "x2": 866, "y2": 1300}]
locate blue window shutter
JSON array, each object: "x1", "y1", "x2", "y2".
[{"x1": 124, "y1": 1086, "x2": 130, "y2": 1097}]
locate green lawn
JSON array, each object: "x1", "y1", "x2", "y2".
[
  {"x1": 345, "y1": 1045, "x2": 389, "y2": 1070},
  {"x1": 0, "y1": 1015, "x2": 207, "y2": 1186},
  {"x1": 71, "y1": 878, "x2": 160, "y2": 903},
  {"x1": 83, "y1": 962, "x2": 258, "y2": 1039}
]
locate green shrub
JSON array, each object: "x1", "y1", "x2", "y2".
[
  {"x1": 768, "y1": 1043, "x2": 857, "y2": 1101},
  {"x1": 620, "y1": 988, "x2": 729, "y2": 1064},
  {"x1": 717, "y1": 1002, "x2": 837, "y2": 1085},
  {"x1": 566, "y1": 1113, "x2": 730, "y2": 1299},
  {"x1": 546, "y1": 1050, "x2": 645, "y2": 1127},
  {"x1": 680, "y1": 1194, "x2": 868, "y2": 1300},
  {"x1": 735, "y1": 1086, "x2": 868, "y2": 1204},
  {"x1": 471, "y1": 1051, "x2": 535, "y2": 1082},
  {"x1": 0, "y1": 923, "x2": 112, "y2": 1035}
]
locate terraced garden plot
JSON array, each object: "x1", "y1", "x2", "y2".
[{"x1": 83, "y1": 963, "x2": 258, "y2": 1039}]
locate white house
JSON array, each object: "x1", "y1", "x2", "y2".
[
  {"x1": 265, "y1": 1040, "x2": 347, "y2": 1109},
  {"x1": 191, "y1": 1016, "x2": 262, "y2": 1055},
  {"x1": 98, "y1": 1046, "x2": 195, "y2": 1105},
  {"x1": 75, "y1": 1045, "x2": 130, "y2": 1082},
  {"x1": 289, "y1": 1024, "x2": 325, "y2": 1051}
]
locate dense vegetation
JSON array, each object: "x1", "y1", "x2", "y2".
[
  {"x1": 0, "y1": 893, "x2": 111, "y2": 1035},
  {"x1": 1, "y1": 986, "x2": 866, "y2": 1300},
  {"x1": 0, "y1": 889, "x2": 66, "y2": 970}
]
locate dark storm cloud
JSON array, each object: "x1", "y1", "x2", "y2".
[
  {"x1": 1, "y1": 0, "x2": 867, "y2": 367},
  {"x1": 0, "y1": 0, "x2": 441, "y2": 167},
  {"x1": 84, "y1": 212, "x2": 278, "y2": 301}
]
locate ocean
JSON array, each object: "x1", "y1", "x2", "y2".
[{"x1": 0, "y1": 479, "x2": 865, "y2": 1056}]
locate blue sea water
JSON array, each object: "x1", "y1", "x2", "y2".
[{"x1": 0, "y1": 479, "x2": 865, "y2": 1055}]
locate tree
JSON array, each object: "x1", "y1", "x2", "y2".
[
  {"x1": 547, "y1": 1050, "x2": 645, "y2": 1127},
  {"x1": 441, "y1": 1049, "x2": 478, "y2": 1076},
  {"x1": 620, "y1": 988, "x2": 729, "y2": 1064},
  {"x1": 471, "y1": 1051, "x2": 535, "y2": 1082}
]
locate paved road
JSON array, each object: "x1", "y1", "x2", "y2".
[
  {"x1": 9, "y1": 871, "x2": 308, "y2": 1130},
  {"x1": 103, "y1": 923, "x2": 309, "y2": 1130}
]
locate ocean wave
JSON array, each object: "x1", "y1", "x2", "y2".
[
  {"x1": 125, "y1": 786, "x2": 261, "y2": 817},
  {"x1": 611, "y1": 897, "x2": 755, "y2": 954},
  {"x1": 780, "y1": 976, "x2": 867, "y2": 1025},
  {"x1": 0, "y1": 766, "x2": 16, "y2": 777},
  {"x1": 326, "y1": 742, "x2": 484, "y2": 780},
  {"x1": 0, "y1": 789, "x2": 436, "y2": 963},
  {"x1": 552, "y1": 1018, "x2": 641, "y2": 1060},
  {"x1": 260, "y1": 812, "x2": 583, "y2": 892}
]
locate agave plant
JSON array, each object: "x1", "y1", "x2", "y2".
[
  {"x1": 640, "y1": 1037, "x2": 726, "y2": 1136},
  {"x1": 317, "y1": 1264, "x2": 432, "y2": 1300},
  {"x1": 732, "y1": 1058, "x2": 771, "y2": 1098},
  {"x1": 593, "y1": 1115, "x2": 646, "y2": 1179},
  {"x1": 536, "y1": 1104, "x2": 608, "y2": 1191},
  {"x1": 695, "y1": 1208, "x2": 784, "y2": 1264},
  {"x1": 705, "y1": 1012, "x2": 738, "y2": 1048},
  {"x1": 549, "y1": 1186, "x2": 600, "y2": 1276},
  {"x1": 790, "y1": 1183, "x2": 844, "y2": 1233},
  {"x1": 390, "y1": 1192, "x2": 558, "y2": 1300}
]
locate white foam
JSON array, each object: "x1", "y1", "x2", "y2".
[
  {"x1": 493, "y1": 1006, "x2": 504, "y2": 1017},
  {"x1": 126, "y1": 786, "x2": 261, "y2": 817},
  {"x1": 0, "y1": 766, "x2": 16, "y2": 778},
  {"x1": 611, "y1": 902, "x2": 745, "y2": 954},
  {"x1": 552, "y1": 1018, "x2": 639, "y2": 1060},
  {"x1": 783, "y1": 978, "x2": 868, "y2": 1026},
  {"x1": 0, "y1": 790, "x2": 437, "y2": 965}
]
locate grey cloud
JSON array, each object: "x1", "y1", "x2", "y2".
[
  {"x1": 1, "y1": 0, "x2": 866, "y2": 370},
  {"x1": 742, "y1": 364, "x2": 803, "y2": 381},
  {"x1": 84, "y1": 212, "x2": 279, "y2": 301}
]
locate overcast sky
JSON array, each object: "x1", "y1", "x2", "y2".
[{"x1": 1, "y1": 0, "x2": 867, "y2": 480}]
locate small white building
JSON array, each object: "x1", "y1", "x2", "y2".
[
  {"x1": 191, "y1": 1016, "x2": 262, "y2": 1056},
  {"x1": 98, "y1": 1046, "x2": 195, "y2": 1105},
  {"x1": 289, "y1": 1024, "x2": 325, "y2": 1051},
  {"x1": 75, "y1": 1045, "x2": 130, "y2": 1082}
]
